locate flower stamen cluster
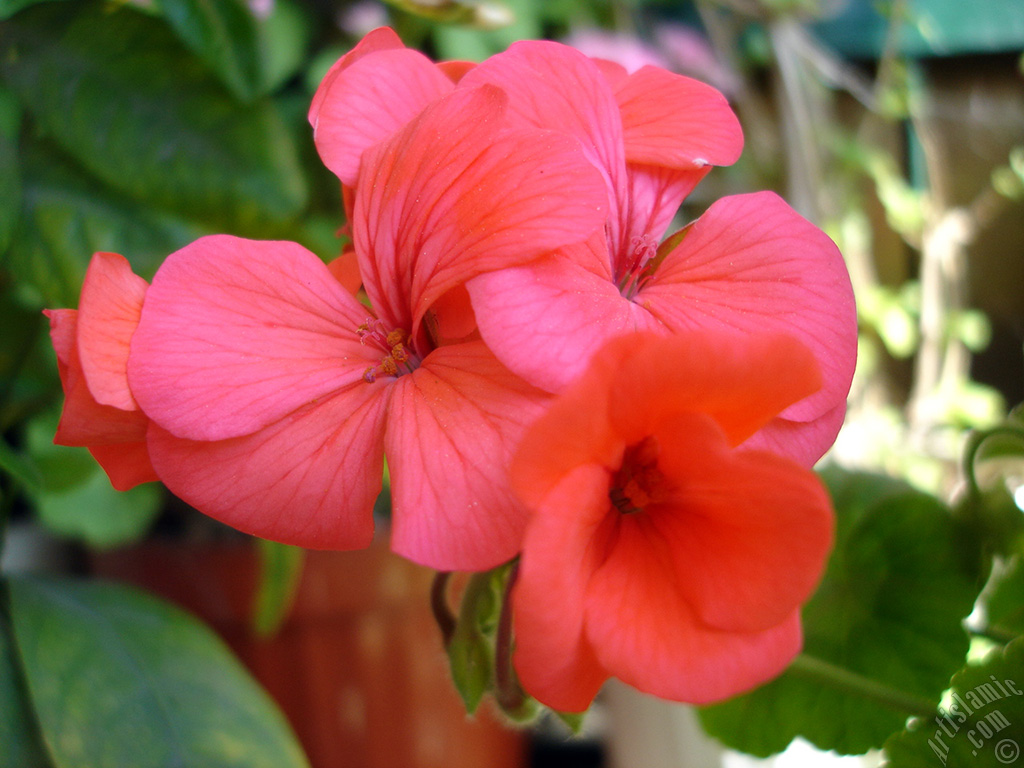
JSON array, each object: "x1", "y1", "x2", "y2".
[{"x1": 357, "y1": 318, "x2": 420, "y2": 382}]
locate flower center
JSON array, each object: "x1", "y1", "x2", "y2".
[
  {"x1": 615, "y1": 234, "x2": 658, "y2": 300},
  {"x1": 358, "y1": 318, "x2": 421, "y2": 383},
  {"x1": 609, "y1": 436, "x2": 667, "y2": 515}
]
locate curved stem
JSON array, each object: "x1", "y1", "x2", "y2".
[
  {"x1": 430, "y1": 571, "x2": 456, "y2": 647},
  {"x1": 493, "y1": 560, "x2": 523, "y2": 713},
  {"x1": 789, "y1": 654, "x2": 938, "y2": 718},
  {"x1": 962, "y1": 425, "x2": 1024, "y2": 497}
]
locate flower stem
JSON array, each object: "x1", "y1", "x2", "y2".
[
  {"x1": 430, "y1": 571, "x2": 456, "y2": 647},
  {"x1": 788, "y1": 654, "x2": 938, "y2": 718}
]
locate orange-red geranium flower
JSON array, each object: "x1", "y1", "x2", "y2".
[
  {"x1": 45, "y1": 252, "x2": 157, "y2": 490},
  {"x1": 509, "y1": 332, "x2": 834, "y2": 711}
]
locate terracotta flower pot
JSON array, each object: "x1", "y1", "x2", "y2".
[{"x1": 92, "y1": 538, "x2": 526, "y2": 768}]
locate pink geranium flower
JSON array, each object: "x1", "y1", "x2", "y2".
[
  {"x1": 125, "y1": 87, "x2": 607, "y2": 570},
  {"x1": 509, "y1": 332, "x2": 835, "y2": 711},
  {"x1": 459, "y1": 42, "x2": 857, "y2": 466},
  {"x1": 309, "y1": 30, "x2": 857, "y2": 466},
  {"x1": 45, "y1": 252, "x2": 157, "y2": 491}
]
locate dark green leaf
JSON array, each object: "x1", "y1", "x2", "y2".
[
  {"x1": 0, "y1": 610, "x2": 50, "y2": 768},
  {"x1": 0, "y1": 282, "x2": 55, "y2": 431},
  {"x1": 0, "y1": 0, "x2": 65, "y2": 21},
  {"x1": 984, "y1": 557, "x2": 1024, "y2": 638},
  {"x1": 154, "y1": 0, "x2": 264, "y2": 101},
  {"x1": 7, "y1": 575, "x2": 310, "y2": 768},
  {"x1": 0, "y1": 1, "x2": 307, "y2": 234},
  {"x1": 23, "y1": 410, "x2": 162, "y2": 549},
  {"x1": 884, "y1": 637, "x2": 1024, "y2": 767},
  {"x1": 251, "y1": 539, "x2": 304, "y2": 637},
  {"x1": 0, "y1": 82, "x2": 21, "y2": 259},
  {"x1": 699, "y1": 467, "x2": 979, "y2": 756},
  {"x1": 6, "y1": 142, "x2": 204, "y2": 309}
]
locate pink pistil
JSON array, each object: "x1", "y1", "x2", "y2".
[{"x1": 616, "y1": 234, "x2": 658, "y2": 299}]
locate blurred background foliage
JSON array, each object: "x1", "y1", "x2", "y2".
[{"x1": 0, "y1": 0, "x2": 1022, "y2": 766}]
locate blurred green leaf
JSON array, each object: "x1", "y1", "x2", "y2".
[
  {"x1": 0, "y1": 282, "x2": 55, "y2": 431},
  {"x1": 0, "y1": 82, "x2": 21, "y2": 259},
  {"x1": 153, "y1": 0, "x2": 266, "y2": 101},
  {"x1": 5, "y1": 142, "x2": 205, "y2": 309},
  {"x1": 883, "y1": 637, "x2": 1024, "y2": 767},
  {"x1": 984, "y1": 557, "x2": 1024, "y2": 638},
  {"x1": 0, "y1": 1, "x2": 308, "y2": 234},
  {"x1": 22, "y1": 410, "x2": 161, "y2": 549},
  {"x1": 0, "y1": 611, "x2": 51, "y2": 768},
  {"x1": 0, "y1": 0, "x2": 64, "y2": 20},
  {"x1": 699, "y1": 467, "x2": 979, "y2": 756},
  {"x1": 431, "y1": 0, "x2": 539, "y2": 60},
  {"x1": 251, "y1": 538, "x2": 304, "y2": 637},
  {"x1": 7, "y1": 575, "x2": 310, "y2": 768}
]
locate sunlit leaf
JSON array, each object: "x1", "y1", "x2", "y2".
[
  {"x1": 883, "y1": 636, "x2": 1024, "y2": 767},
  {"x1": 0, "y1": 1, "x2": 307, "y2": 234},
  {"x1": 7, "y1": 576, "x2": 310, "y2": 768},
  {"x1": 6, "y1": 142, "x2": 204, "y2": 309},
  {"x1": 699, "y1": 467, "x2": 979, "y2": 756}
]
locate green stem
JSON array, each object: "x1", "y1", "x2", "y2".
[
  {"x1": 962, "y1": 425, "x2": 1024, "y2": 497},
  {"x1": 789, "y1": 654, "x2": 938, "y2": 718}
]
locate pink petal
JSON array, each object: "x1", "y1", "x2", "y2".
[
  {"x1": 308, "y1": 27, "x2": 404, "y2": 121},
  {"x1": 311, "y1": 47, "x2": 454, "y2": 185},
  {"x1": 460, "y1": 41, "x2": 631, "y2": 255},
  {"x1": 584, "y1": 513, "x2": 804, "y2": 704},
  {"x1": 353, "y1": 85, "x2": 606, "y2": 339},
  {"x1": 129, "y1": 235, "x2": 380, "y2": 442},
  {"x1": 613, "y1": 65, "x2": 743, "y2": 168},
  {"x1": 46, "y1": 309, "x2": 149, "y2": 446},
  {"x1": 77, "y1": 252, "x2": 148, "y2": 411},
  {"x1": 623, "y1": 162, "x2": 709, "y2": 243},
  {"x1": 147, "y1": 383, "x2": 389, "y2": 549},
  {"x1": 641, "y1": 191, "x2": 856, "y2": 463},
  {"x1": 384, "y1": 341, "x2": 550, "y2": 571},
  {"x1": 89, "y1": 443, "x2": 159, "y2": 491},
  {"x1": 467, "y1": 255, "x2": 662, "y2": 393},
  {"x1": 511, "y1": 465, "x2": 612, "y2": 712},
  {"x1": 650, "y1": 412, "x2": 833, "y2": 632}
]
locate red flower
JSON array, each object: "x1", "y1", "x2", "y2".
[
  {"x1": 45, "y1": 252, "x2": 157, "y2": 490},
  {"x1": 509, "y1": 332, "x2": 834, "y2": 711},
  {"x1": 122, "y1": 87, "x2": 606, "y2": 569}
]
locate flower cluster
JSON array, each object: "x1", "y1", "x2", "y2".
[{"x1": 48, "y1": 28, "x2": 856, "y2": 711}]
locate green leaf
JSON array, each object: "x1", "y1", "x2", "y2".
[
  {"x1": 153, "y1": 0, "x2": 265, "y2": 102},
  {"x1": 152, "y1": 0, "x2": 311, "y2": 101},
  {"x1": 6, "y1": 141, "x2": 205, "y2": 309},
  {"x1": 699, "y1": 467, "x2": 980, "y2": 756},
  {"x1": 7, "y1": 575, "x2": 310, "y2": 768},
  {"x1": 0, "y1": 82, "x2": 21, "y2": 259},
  {"x1": 984, "y1": 557, "x2": 1024, "y2": 638},
  {"x1": 251, "y1": 539, "x2": 304, "y2": 637},
  {"x1": 0, "y1": 282, "x2": 55, "y2": 431},
  {"x1": 23, "y1": 410, "x2": 162, "y2": 549},
  {"x1": 0, "y1": 0, "x2": 65, "y2": 21},
  {"x1": 0, "y1": 1, "x2": 307, "y2": 234},
  {"x1": 883, "y1": 636, "x2": 1024, "y2": 767},
  {"x1": 447, "y1": 570, "x2": 501, "y2": 714},
  {"x1": 0, "y1": 611, "x2": 50, "y2": 768}
]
